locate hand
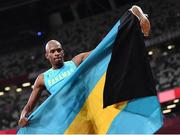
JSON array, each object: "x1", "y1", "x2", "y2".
[
  {"x1": 130, "y1": 5, "x2": 151, "y2": 37},
  {"x1": 18, "y1": 117, "x2": 28, "y2": 127},
  {"x1": 139, "y1": 14, "x2": 151, "y2": 37}
]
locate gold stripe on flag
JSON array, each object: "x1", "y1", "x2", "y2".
[{"x1": 65, "y1": 73, "x2": 128, "y2": 134}]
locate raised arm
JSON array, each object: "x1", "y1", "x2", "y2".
[
  {"x1": 18, "y1": 74, "x2": 45, "y2": 127},
  {"x1": 72, "y1": 51, "x2": 91, "y2": 66},
  {"x1": 72, "y1": 7, "x2": 149, "y2": 66},
  {"x1": 129, "y1": 5, "x2": 151, "y2": 37}
]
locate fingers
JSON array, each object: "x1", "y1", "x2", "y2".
[
  {"x1": 18, "y1": 117, "x2": 28, "y2": 127},
  {"x1": 140, "y1": 16, "x2": 151, "y2": 37},
  {"x1": 142, "y1": 28, "x2": 150, "y2": 37},
  {"x1": 142, "y1": 23, "x2": 150, "y2": 37},
  {"x1": 141, "y1": 29, "x2": 148, "y2": 37},
  {"x1": 144, "y1": 32, "x2": 149, "y2": 37},
  {"x1": 144, "y1": 23, "x2": 151, "y2": 37},
  {"x1": 144, "y1": 14, "x2": 148, "y2": 17}
]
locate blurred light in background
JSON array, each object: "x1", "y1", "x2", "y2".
[
  {"x1": 163, "y1": 109, "x2": 172, "y2": 114},
  {"x1": 0, "y1": 92, "x2": 4, "y2": 96},
  {"x1": 37, "y1": 31, "x2": 42, "y2": 36},
  {"x1": 162, "y1": 51, "x2": 168, "y2": 56},
  {"x1": 167, "y1": 45, "x2": 175, "y2": 50},
  {"x1": 22, "y1": 82, "x2": 31, "y2": 87},
  {"x1": 148, "y1": 50, "x2": 153, "y2": 55},
  {"x1": 4, "y1": 86, "x2": 11, "y2": 91},
  {"x1": 174, "y1": 99, "x2": 179, "y2": 103},
  {"x1": 16, "y1": 88, "x2": 22, "y2": 92},
  {"x1": 167, "y1": 104, "x2": 176, "y2": 109},
  {"x1": 31, "y1": 55, "x2": 35, "y2": 60}
]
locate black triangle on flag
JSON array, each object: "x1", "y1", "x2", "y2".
[{"x1": 103, "y1": 11, "x2": 157, "y2": 108}]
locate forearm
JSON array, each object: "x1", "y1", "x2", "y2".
[
  {"x1": 82, "y1": 51, "x2": 92, "y2": 61},
  {"x1": 72, "y1": 50, "x2": 92, "y2": 66},
  {"x1": 20, "y1": 89, "x2": 41, "y2": 118},
  {"x1": 20, "y1": 105, "x2": 32, "y2": 118},
  {"x1": 19, "y1": 75, "x2": 44, "y2": 126}
]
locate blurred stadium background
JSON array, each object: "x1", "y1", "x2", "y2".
[{"x1": 0, "y1": 0, "x2": 180, "y2": 133}]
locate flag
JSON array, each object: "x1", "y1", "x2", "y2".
[{"x1": 17, "y1": 11, "x2": 163, "y2": 134}]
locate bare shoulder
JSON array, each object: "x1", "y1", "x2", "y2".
[
  {"x1": 37, "y1": 73, "x2": 44, "y2": 80},
  {"x1": 34, "y1": 73, "x2": 45, "y2": 89}
]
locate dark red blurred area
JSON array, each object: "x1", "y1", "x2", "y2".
[{"x1": 156, "y1": 116, "x2": 180, "y2": 134}]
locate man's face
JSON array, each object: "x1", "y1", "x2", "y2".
[{"x1": 45, "y1": 42, "x2": 64, "y2": 67}]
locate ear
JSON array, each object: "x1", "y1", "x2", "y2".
[
  {"x1": 45, "y1": 53, "x2": 49, "y2": 60},
  {"x1": 62, "y1": 50, "x2": 65, "y2": 56}
]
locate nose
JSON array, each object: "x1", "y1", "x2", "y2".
[{"x1": 55, "y1": 50, "x2": 60, "y2": 56}]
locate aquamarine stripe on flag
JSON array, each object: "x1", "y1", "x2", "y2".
[{"x1": 107, "y1": 96, "x2": 163, "y2": 134}]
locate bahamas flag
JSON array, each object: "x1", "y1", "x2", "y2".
[{"x1": 17, "y1": 11, "x2": 163, "y2": 134}]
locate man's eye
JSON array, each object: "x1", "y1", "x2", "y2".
[
  {"x1": 57, "y1": 49, "x2": 61, "y2": 52},
  {"x1": 50, "y1": 50, "x2": 55, "y2": 53}
]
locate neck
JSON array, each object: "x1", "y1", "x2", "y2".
[{"x1": 52, "y1": 63, "x2": 64, "y2": 69}]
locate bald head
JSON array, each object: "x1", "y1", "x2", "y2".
[
  {"x1": 45, "y1": 40, "x2": 62, "y2": 52},
  {"x1": 45, "y1": 40, "x2": 64, "y2": 69}
]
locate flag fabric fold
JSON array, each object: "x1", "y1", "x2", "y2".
[{"x1": 17, "y1": 11, "x2": 163, "y2": 134}]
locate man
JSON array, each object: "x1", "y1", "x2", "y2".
[{"x1": 18, "y1": 5, "x2": 150, "y2": 127}]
